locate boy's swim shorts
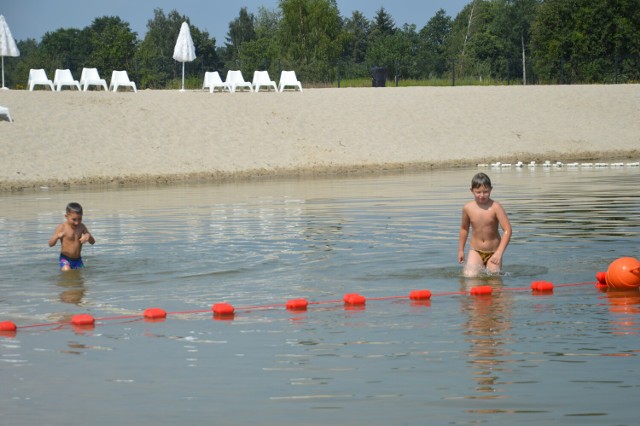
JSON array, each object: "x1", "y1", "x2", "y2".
[{"x1": 59, "y1": 253, "x2": 84, "y2": 270}]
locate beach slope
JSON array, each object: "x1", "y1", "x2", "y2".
[{"x1": 1, "y1": 85, "x2": 638, "y2": 190}]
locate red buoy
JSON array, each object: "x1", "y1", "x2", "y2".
[
  {"x1": 144, "y1": 307, "x2": 167, "y2": 320},
  {"x1": 0, "y1": 321, "x2": 17, "y2": 332},
  {"x1": 71, "y1": 314, "x2": 95, "y2": 326},
  {"x1": 605, "y1": 257, "x2": 640, "y2": 290},
  {"x1": 531, "y1": 281, "x2": 554, "y2": 292},
  {"x1": 596, "y1": 271, "x2": 607, "y2": 285},
  {"x1": 212, "y1": 303, "x2": 235, "y2": 315},
  {"x1": 409, "y1": 290, "x2": 432, "y2": 300},
  {"x1": 470, "y1": 286, "x2": 492, "y2": 296},
  {"x1": 343, "y1": 293, "x2": 366, "y2": 305},
  {"x1": 286, "y1": 298, "x2": 309, "y2": 311}
]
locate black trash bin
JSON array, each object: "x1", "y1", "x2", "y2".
[{"x1": 371, "y1": 67, "x2": 386, "y2": 87}]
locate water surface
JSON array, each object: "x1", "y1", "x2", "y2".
[{"x1": 1, "y1": 166, "x2": 639, "y2": 425}]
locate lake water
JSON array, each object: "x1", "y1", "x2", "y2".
[{"x1": 1, "y1": 165, "x2": 639, "y2": 425}]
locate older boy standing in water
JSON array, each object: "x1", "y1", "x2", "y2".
[
  {"x1": 49, "y1": 202, "x2": 95, "y2": 271},
  {"x1": 458, "y1": 173, "x2": 511, "y2": 277}
]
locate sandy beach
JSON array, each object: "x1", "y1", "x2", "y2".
[{"x1": 0, "y1": 84, "x2": 638, "y2": 191}]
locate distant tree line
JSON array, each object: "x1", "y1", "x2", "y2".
[{"x1": 4, "y1": 0, "x2": 640, "y2": 89}]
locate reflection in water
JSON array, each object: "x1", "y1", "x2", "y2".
[
  {"x1": 604, "y1": 290, "x2": 640, "y2": 336},
  {"x1": 460, "y1": 275, "x2": 513, "y2": 399},
  {"x1": 55, "y1": 270, "x2": 86, "y2": 305}
]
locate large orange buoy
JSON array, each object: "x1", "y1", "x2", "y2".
[{"x1": 605, "y1": 257, "x2": 640, "y2": 290}]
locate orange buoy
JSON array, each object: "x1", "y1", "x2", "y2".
[
  {"x1": 144, "y1": 307, "x2": 167, "y2": 320},
  {"x1": 605, "y1": 257, "x2": 640, "y2": 290},
  {"x1": 470, "y1": 286, "x2": 492, "y2": 296},
  {"x1": 343, "y1": 293, "x2": 366, "y2": 305},
  {"x1": 286, "y1": 298, "x2": 309, "y2": 311},
  {"x1": 409, "y1": 290, "x2": 432, "y2": 300},
  {"x1": 71, "y1": 313, "x2": 95, "y2": 326},
  {"x1": 212, "y1": 303, "x2": 235, "y2": 315},
  {"x1": 531, "y1": 281, "x2": 554, "y2": 292},
  {"x1": 0, "y1": 321, "x2": 17, "y2": 332}
]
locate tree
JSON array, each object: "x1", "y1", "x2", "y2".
[
  {"x1": 10, "y1": 39, "x2": 41, "y2": 88},
  {"x1": 278, "y1": 0, "x2": 346, "y2": 81},
  {"x1": 418, "y1": 9, "x2": 453, "y2": 78},
  {"x1": 135, "y1": 9, "x2": 219, "y2": 89},
  {"x1": 39, "y1": 28, "x2": 88, "y2": 75},
  {"x1": 531, "y1": 0, "x2": 640, "y2": 83},
  {"x1": 370, "y1": 7, "x2": 396, "y2": 37},
  {"x1": 84, "y1": 16, "x2": 138, "y2": 79},
  {"x1": 343, "y1": 10, "x2": 370, "y2": 64},
  {"x1": 236, "y1": 7, "x2": 282, "y2": 76},
  {"x1": 223, "y1": 7, "x2": 257, "y2": 70}
]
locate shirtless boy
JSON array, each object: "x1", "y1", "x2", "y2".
[
  {"x1": 458, "y1": 173, "x2": 512, "y2": 277},
  {"x1": 48, "y1": 202, "x2": 95, "y2": 271}
]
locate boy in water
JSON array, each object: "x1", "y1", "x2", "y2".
[
  {"x1": 49, "y1": 202, "x2": 95, "y2": 271},
  {"x1": 458, "y1": 173, "x2": 511, "y2": 277}
]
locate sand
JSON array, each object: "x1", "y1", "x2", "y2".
[{"x1": 1, "y1": 84, "x2": 638, "y2": 191}]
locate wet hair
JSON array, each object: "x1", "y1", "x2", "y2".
[
  {"x1": 66, "y1": 202, "x2": 83, "y2": 215},
  {"x1": 471, "y1": 173, "x2": 492, "y2": 189}
]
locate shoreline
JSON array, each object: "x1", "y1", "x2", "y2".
[
  {"x1": 3, "y1": 151, "x2": 640, "y2": 192},
  {"x1": 1, "y1": 85, "x2": 639, "y2": 191}
]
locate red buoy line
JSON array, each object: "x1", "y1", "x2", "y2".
[{"x1": 0, "y1": 280, "x2": 605, "y2": 336}]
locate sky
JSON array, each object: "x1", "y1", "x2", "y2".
[{"x1": 3, "y1": 0, "x2": 469, "y2": 45}]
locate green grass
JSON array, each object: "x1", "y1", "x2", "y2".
[{"x1": 330, "y1": 76, "x2": 518, "y2": 88}]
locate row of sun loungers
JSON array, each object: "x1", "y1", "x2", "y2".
[
  {"x1": 27, "y1": 69, "x2": 302, "y2": 93},
  {"x1": 28, "y1": 68, "x2": 136, "y2": 92},
  {"x1": 203, "y1": 70, "x2": 302, "y2": 93}
]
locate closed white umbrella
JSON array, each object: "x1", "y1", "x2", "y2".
[
  {"x1": 0, "y1": 15, "x2": 20, "y2": 89},
  {"x1": 172, "y1": 22, "x2": 196, "y2": 92}
]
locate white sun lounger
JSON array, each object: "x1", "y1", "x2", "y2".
[
  {"x1": 225, "y1": 70, "x2": 253, "y2": 93},
  {"x1": 28, "y1": 69, "x2": 54, "y2": 91},
  {"x1": 109, "y1": 70, "x2": 137, "y2": 92},
  {"x1": 278, "y1": 70, "x2": 302, "y2": 92},
  {"x1": 80, "y1": 68, "x2": 108, "y2": 91},
  {"x1": 252, "y1": 71, "x2": 278, "y2": 92},
  {"x1": 54, "y1": 69, "x2": 81, "y2": 91},
  {"x1": 0, "y1": 105, "x2": 12, "y2": 122},
  {"x1": 202, "y1": 71, "x2": 230, "y2": 93}
]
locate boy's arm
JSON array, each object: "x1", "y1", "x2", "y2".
[
  {"x1": 80, "y1": 225, "x2": 96, "y2": 245},
  {"x1": 48, "y1": 224, "x2": 64, "y2": 247},
  {"x1": 492, "y1": 202, "x2": 512, "y2": 261},
  {"x1": 458, "y1": 208, "x2": 470, "y2": 263}
]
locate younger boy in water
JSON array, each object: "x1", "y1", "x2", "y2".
[
  {"x1": 48, "y1": 202, "x2": 95, "y2": 271},
  {"x1": 458, "y1": 173, "x2": 511, "y2": 277}
]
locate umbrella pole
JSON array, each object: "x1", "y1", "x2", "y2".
[
  {"x1": 181, "y1": 62, "x2": 185, "y2": 92},
  {"x1": 1, "y1": 56, "x2": 5, "y2": 89}
]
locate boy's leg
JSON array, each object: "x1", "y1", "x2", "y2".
[
  {"x1": 463, "y1": 250, "x2": 485, "y2": 278},
  {"x1": 60, "y1": 255, "x2": 71, "y2": 271}
]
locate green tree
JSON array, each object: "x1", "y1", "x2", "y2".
[
  {"x1": 223, "y1": 7, "x2": 257, "y2": 70},
  {"x1": 10, "y1": 39, "x2": 40, "y2": 88},
  {"x1": 136, "y1": 9, "x2": 184, "y2": 88},
  {"x1": 236, "y1": 7, "x2": 282, "y2": 77},
  {"x1": 136, "y1": 9, "x2": 218, "y2": 89},
  {"x1": 370, "y1": 7, "x2": 396, "y2": 37},
  {"x1": 531, "y1": 0, "x2": 640, "y2": 83},
  {"x1": 343, "y1": 11, "x2": 370, "y2": 64},
  {"x1": 84, "y1": 16, "x2": 138, "y2": 79},
  {"x1": 278, "y1": 0, "x2": 346, "y2": 82},
  {"x1": 418, "y1": 9, "x2": 453, "y2": 78},
  {"x1": 39, "y1": 28, "x2": 89, "y2": 76}
]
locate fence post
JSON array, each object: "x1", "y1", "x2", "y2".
[{"x1": 452, "y1": 58, "x2": 456, "y2": 86}]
